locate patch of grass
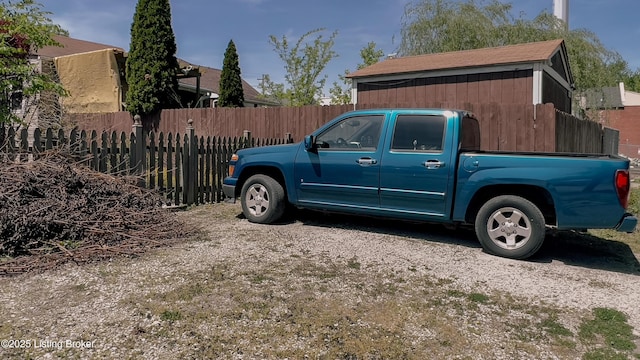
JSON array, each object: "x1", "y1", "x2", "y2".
[
  {"x1": 251, "y1": 274, "x2": 271, "y2": 284},
  {"x1": 583, "y1": 348, "x2": 631, "y2": 360},
  {"x1": 579, "y1": 307, "x2": 636, "y2": 352},
  {"x1": 540, "y1": 315, "x2": 572, "y2": 337},
  {"x1": 588, "y1": 187, "x2": 640, "y2": 254},
  {"x1": 446, "y1": 289, "x2": 465, "y2": 298},
  {"x1": 160, "y1": 309, "x2": 182, "y2": 323},
  {"x1": 628, "y1": 187, "x2": 640, "y2": 216},
  {"x1": 468, "y1": 292, "x2": 489, "y2": 304},
  {"x1": 164, "y1": 282, "x2": 206, "y2": 302},
  {"x1": 347, "y1": 256, "x2": 361, "y2": 270}
]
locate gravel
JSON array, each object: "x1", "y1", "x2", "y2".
[{"x1": 0, "y1": 202, "x2": 639, "y2": 359}]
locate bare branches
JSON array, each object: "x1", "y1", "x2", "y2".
[{"x1": 0, "y1": 150, "x2": 192, "y2": 275}]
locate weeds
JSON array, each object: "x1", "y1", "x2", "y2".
[
  {"x1": 107, "y1": 252, "x2": 639, "y2": 360},
  {"x1": 580, "y1": 308, "x2": 636, "y2": 352}
]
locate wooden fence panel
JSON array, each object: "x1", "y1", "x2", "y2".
[
  {"x1": 149, "y1": 132, "x2": 157, "y2": 188},
  {"x1": 175, "y1": 134, "x2": 183, "y2": 205},
  {"x1": 4, "y1": 102, "x2": 615, "y2": 208},
  {"x1": 0, "y1": 121, "x2": 289, "y2": 207},
  {"x1": 166, "y1": 133, "x2": 174, "y2": 199},
  {"x1": 555, "y1": 110, "x2": 604, "y2": 154},
  {"x1": 603, "y1": 127, "x2": 619, "y2": 155}
]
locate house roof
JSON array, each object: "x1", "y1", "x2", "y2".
[
  {"x1": 583, "y1": 86, "x2": 624, "y2": 109},
  {"x1": 35, "y1": 35, "x2": 124, "y2": 58},
  {"x1": 177, "y1": 62, "x2": 264, "y2": 105},
  {"x1": 33, "y1": 35, "x2": 268, "y2": 105},
  {"x1": 347, "y1": 39, "x2": 567, "y2": 79}
]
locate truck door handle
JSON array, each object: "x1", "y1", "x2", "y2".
[
  {"x1": 423, "y1": 160, "x2": 445, "y2": 169},
  {"x1": 356, "y1": 157, "x2": 378, "y2": 166}
]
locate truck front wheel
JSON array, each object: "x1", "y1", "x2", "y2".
[
  {"x1": 240, "y1": 174, "x2": 286, "y2": 224},
  {"x1": 475, "y1": 195, "x2": 545, "y2": 259}
]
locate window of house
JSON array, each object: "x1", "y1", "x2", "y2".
[
  {"x1": 10, "y1": 91, "x2": 23, "y2": 111},
  {"x1": 391, "y1": 115, "x2": 445, "y2": 152}
]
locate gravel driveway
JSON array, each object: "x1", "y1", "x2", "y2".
[{"x1": 1, "y1": 202, "x2": 639, "y2": 359}]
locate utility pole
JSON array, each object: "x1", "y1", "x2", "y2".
[{"x1": 257, "y1": 74, "x2": 267, "y2": 95}]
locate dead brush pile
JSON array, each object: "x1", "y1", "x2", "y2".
[{"x1": 0, "y1": 150, "x2": 192, "y2": 275}]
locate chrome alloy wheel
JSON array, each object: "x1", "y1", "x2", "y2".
[
  {"x1": 486, "y1": 206, "x2": 532, "y2": 250},
  {"x1": 244, "y1": 183, "x2": 270, "y2": 217}
]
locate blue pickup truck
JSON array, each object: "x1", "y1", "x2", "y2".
[{"x1": 223, "y1": 109, "x2": 637, "y2": 259}]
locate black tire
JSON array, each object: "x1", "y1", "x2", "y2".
[
  {"x1": 474, "y1": 195, "x2": 545, "y2": 259},
  {"x1": 240, "y1": 174, "x2": 286, "y2": 224}
]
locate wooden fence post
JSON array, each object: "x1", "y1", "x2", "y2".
[
  {"x1": 132, "y1": 114, "x2": 146, "y2": 186},
  {"x1": 185, "y1": 119, "x2": 196, "y2": 205},
  {"x1": 243, "y1": 130, "x2": 252, "y2": 148}
]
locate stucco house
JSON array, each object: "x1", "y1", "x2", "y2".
[{"x1": 30, "y1": 35, "x2": 270, "y2": 116}]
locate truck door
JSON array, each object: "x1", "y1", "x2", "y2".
[
  {"x1": 379, "y1": 113, "x2": 455, "y2": 219},
  {"x1": 294, "y1": 113, "x2": 386, "y2": 211}
]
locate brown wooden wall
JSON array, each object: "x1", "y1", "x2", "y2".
[
  {"x1": 356, "y1": 70, "x2": 533, "y2": 106},
  {"x1": 542, "y1": 72, "x2": 572, "y2": 113}
]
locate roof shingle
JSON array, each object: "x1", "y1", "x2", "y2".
[
  {"x1": 35, "y1": 35, "x2": 124, "y2": 58},
  {"x1": 347, "y1": 39, "x2": 565, "y2": 78},
  {"x1": 178, "y1": 64, "x2": 261, "y2": 101}
]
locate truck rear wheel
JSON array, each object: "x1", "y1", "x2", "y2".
[
  {"x1": 240, "y1": 174, "x2": 286, "y2": 224},
  {"x1": 475, "y1": 195, "x2": 545, "y2": 259}
]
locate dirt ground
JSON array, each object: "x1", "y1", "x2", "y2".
[{"x1": 0, "y1": 202, "x2": 639, "y2": 359}]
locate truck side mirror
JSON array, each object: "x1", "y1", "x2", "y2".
[{"x1": 304, "y1": 135, "x2": 317, "y2": 152}]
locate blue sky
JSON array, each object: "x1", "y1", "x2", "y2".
[{"x1": 38, "y1": 0, "x2": 640, "y2": 94}]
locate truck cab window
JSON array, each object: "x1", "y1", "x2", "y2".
[
  {"x1": 315, "y1": 115, "x2": 384, "y2": 150},
  {"x1": 391, "y1": 115, "x2": 445, "y2": 152},
  {"x1": 460, "y1": 115, "x2": 480, "y2": 151}
]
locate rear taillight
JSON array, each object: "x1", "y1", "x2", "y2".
[{"x1": 615, "y1": 169, "x2": 631, "y2": 209}]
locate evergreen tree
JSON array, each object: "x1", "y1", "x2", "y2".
[
  {"x1": 125, "y1": 0, "x2": 180, "y2": 118},
  {"x1": 218, "y1": 39, "x2": 245, "y2": 107}
]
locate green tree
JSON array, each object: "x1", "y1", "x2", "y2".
[
  {"x1": 622, "y1": 70, "x2": 640, "y2": 93},
  {"x1": 330, "y1": 41, "x2": 385, "y2": 105},
  {"x1": 257, "y1": 74, "x2": 286, "y2": 104},
  {"x1": 0, "y1": 0, "x2": 67, "y2": 124},
  {"x1": 218, "y1": 39, "x2": 245, "y2": 107},
  {"x1": 126, "y1": 0, "x2": 180, "y2": 119},
  {"x1": 262, "y1": 28, "x2": 338, "y2": 106},
  {"x1": 398, "y1": 0, "x2": 637, "y2": 108}
]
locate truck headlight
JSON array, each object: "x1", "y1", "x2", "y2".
[{"x1": 229, "y1": 154, "x2": 239, "y2": 176}]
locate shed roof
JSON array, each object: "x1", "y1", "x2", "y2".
[{"x1": 347, "y1": 39, "x2": 566, "y2": 79}]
